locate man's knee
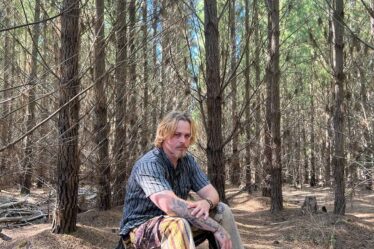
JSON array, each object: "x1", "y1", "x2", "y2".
[
  {"x1": 217, "y1": 202, "x2": 234, "y2": 216},
  {"x1": 161, "y1": 217, "x2": 193, "y2": 234},
  {"x1": 211, "y1": 202, "x2": 235, "y2": 224},
  {"x1": 160, "y1": 217, "x2": 195, "y2": 248}
]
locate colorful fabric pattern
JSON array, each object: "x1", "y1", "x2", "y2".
[{"x1": 130, "y1": 216, "x2": 198, "y2": 249}]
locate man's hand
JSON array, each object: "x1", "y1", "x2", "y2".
[
  {"x1": 188, "y1": 199, "x2": 211, "y2": 219},
  {"x1": 214, "y1": 227, "x2": 232, "y2": 249}
]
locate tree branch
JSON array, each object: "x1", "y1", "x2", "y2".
[{"x1": 0, "y1": 12, "x2": 63, "y2": 33}]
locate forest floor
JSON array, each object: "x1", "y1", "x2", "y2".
[{"x1": 0, "y1": 184, "x2": 373, "y2": 249}]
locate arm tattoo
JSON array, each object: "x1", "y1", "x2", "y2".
[{"x1": 170, "y1": 198, "x2": 221, "y2": 233}]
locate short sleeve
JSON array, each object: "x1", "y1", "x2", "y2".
[
  {"x1": 134, "y1": 162, "x2": 172, "y2": 197},
  {"x1": 188, "y1": 156, "x2": 210, "y2": 192}
]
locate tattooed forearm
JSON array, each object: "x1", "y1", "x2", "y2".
[{"x1": 170, "y1": 198, "x2": 221, "y2": 233}]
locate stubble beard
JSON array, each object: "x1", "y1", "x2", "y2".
[{"x1": 176, "y1": 147, "x2": 188, "y2": 159}]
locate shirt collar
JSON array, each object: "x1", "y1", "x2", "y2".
[{"x1": 157, "y1": 147, "x2": 184, "y2": 172}]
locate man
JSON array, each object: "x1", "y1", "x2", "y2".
[{"x1": 119, "y1": 111, "x2": 244, "y2": 249}]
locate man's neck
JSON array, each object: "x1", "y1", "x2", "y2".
[
  {"x1": 166, "y1": 154, "x2": 178, "y2": 168},
  {"x1": 161, "y1": 148, "x2": 178, "y2": 168}
]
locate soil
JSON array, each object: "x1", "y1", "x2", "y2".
[{"x1": 0, "y1": 185, "x2": 373, "y2": 249}]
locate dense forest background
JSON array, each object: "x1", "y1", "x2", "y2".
[{"x1": 0, "y1": 0, "x2": 373, "y2": 235}]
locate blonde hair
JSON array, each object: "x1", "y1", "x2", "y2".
[{"x1": 154, "y1": 111, "x2": 197, "y2": 148}]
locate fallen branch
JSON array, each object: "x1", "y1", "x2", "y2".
[
  {"x1": 0, "y1": 200, "x2": 26, "y2": 209},
  {"x1": 4, "y1": 210, "x2": 34, "y2": 217},
  {"x1": 25, "y1": 211, "x2": 47, "y2": 223},
  {"x1": 0, "y1": 216, "x2": 23, "y2": 223},
  {"x1": 0, "y1": 210, "x2": 47, "y2": 223}
]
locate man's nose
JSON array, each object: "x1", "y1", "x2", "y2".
[{"x1": 179, "y1": 136, "x2": 187, "y2": 144}]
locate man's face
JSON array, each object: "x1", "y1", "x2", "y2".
[{"x1": 162, "y1": 120, "x2": 192, "y2": 160}]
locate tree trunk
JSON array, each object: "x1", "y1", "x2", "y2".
[
  {"x1": 359, "y1": 67, "x2": 373, "y2": 190},
  {"x1": 160, "y1": 0, "x2": 172, "y2": 117},
  {"x1": 263, "y1": 0, "x2": 273, "y2": 197},
  {"x1": 37, "y1": 17, "x2": 49, "y2": 188},
  {"x1": 127, "y1": 0, "x2": 138, "y2": 171},
  {"x1": 365, "y1": 0, "x2": 374, "y2": 191},
  {"x1": 243, "y1": 0, "x2": 251, "y2": 191},
  {"x1": 295, "y1": 103, "x2": 301, "y2": 186},
  {"x1": 50, "y1": 5, "x2": 62, "y2": 184},
  {"x1": 112, "y1": 0, "x2": 128, "y2": 207},
  {"x1": 302, "y1": 125, "x2": 309, "y2": 184},
  {"x1": 268, "y1": 0, "x2": 283, "y2": 212},
  {"x1": 21, "y1": 0, "x2": 41, "y2": 195},
  {"x1": 229, "y1": 0, "x2": 240, "y2": 186},
  {"x1": 253, "y1": 0, "x2": 262, "y2": 190},
  {"x1": 152, "y1": 0, "x2": 161, "y2": 134},
  {"x1": 151, "y1": 0, "x2": 159, "y2": 135},
  {"x1": 310, "y1": 83, "x2": 316, "y2": 187},
  {"x1": 1, "y1": 4, "x2": 12, "y2": 185},
  {"x1": 204, "y1": 0, "x2": 226, "y2": 202},
  {"x1": 141, "y1": 0, "x2": 149, "y2": 151},
  {"x1": 332, "y1": 0, "x2": 346, "y2": 215},
  {"x1": 51, "y1": 0, "x2": 81, "y2": 234},
  {"x1": 371, "y1": 0, "x2": 374, "y2": 36},
  {"x1": 94, "y1": 0, "x2": 110, "y2": 210},
  {"x1": 325, "y1": 94, "x2": 332, "y2": 187}
]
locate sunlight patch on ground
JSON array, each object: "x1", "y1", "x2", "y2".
[
  {"x1": 348, "y1": 213, "x2": 374, "y2": 223},
  {"x1": 235, "y1": 221, "x2": 264, "y2": 229}
]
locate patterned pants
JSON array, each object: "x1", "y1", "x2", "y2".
[
  {"x1": 131, "y1": 216, "x2": 196, "y2": 249},
  {"x1": 123, "y1": 202, "x2": 244, "y2": 249}
]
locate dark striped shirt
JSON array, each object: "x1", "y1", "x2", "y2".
[{"x1": 119, "y1": 148, "x2": 210, "y2": 236}]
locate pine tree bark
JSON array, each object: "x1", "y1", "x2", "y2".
[
  {"x1": 295, "y1": 103, "x2": 301, "y2": 186},
  {"x1": 332, "y1": 0, "x2": 346, "y2": 215},
  {"x1": 21, "y1": 0, "x2": 41, "y2": 195},
  {"x1": 253, "y1": 0, "x2": 262, "y2": 190},
  {"x1": 1, "y1": 4, "x2": 12, "y2": 185},
  {"x1": 365, "y1": 0, "x2": 374, "y2": 191},
  {"x1": 94, "y1": 0, "x2": 110, "y2": 210},
  {"x1": 325, "y1": 93, "x2": 332, "y2": 187},
  {"x1": 112, "y1": 0, "x2": 128, "y2": 206},
  {"x1": 204, "y1": 0, "x2": 226, "y2": 202},
  {"x1": 359, "y1": 68, "x2": 373, "y2": 190},
  {"x1": 310, "y1": 83, "x2": 316, "y2": 187},
  {"x1": 141, "y1": 0, "x2": 149, "y2": 151},
  {"x1": 151, "y1": 0, "x2": 159, "y2": 134},
  {"x1": 263, "y1": 0, "x2": 273, "y2": 197},
  {"x1": 243, "y1": 0, "x2": 252, "y2": 191},
  {"x1": 160, "y1": 0, "x2": 172, "y2": 117},
  {"x1": 371, "y1": 1, "x2": 374, "y2": 35},
  {"x1": 229, "y1": 0, "x2": 240, "y2": 186},
  {"x1": 37, "y1": 18, "x2": 49, "y2": 188},
  {"x1": 51, "y1": 0, "x2": 81, "y2": 234},
  {"x1": 302, "y1": 124, "x2": 308, "y2": 184},
  {"x1": 127, "y1": 0, "x2": 138, "y2": 170},
  {"x1": 267, "y1": 0, "x2": 283, "y2": 212}
]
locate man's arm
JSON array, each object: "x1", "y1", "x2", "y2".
[
  {"x1": 196, "y1": 184, "x2": 219, "y2": 208},
  {"x1": 150, "y1": 190, "x2": 232, "y2": 249},
  {"x1": 187, "y1": 184, "x2": 219, "y2": 219},
  {"x1": 150, "y1": 190, "x2": 220, "y2": 231}
]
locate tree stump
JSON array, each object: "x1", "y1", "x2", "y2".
[{"x1": 301, "y1": 196, "x2": 318, "y2": 214}]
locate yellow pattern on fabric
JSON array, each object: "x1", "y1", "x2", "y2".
[{"x1": 159, "y1": 217, "x2": 195, "y2": 249}]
